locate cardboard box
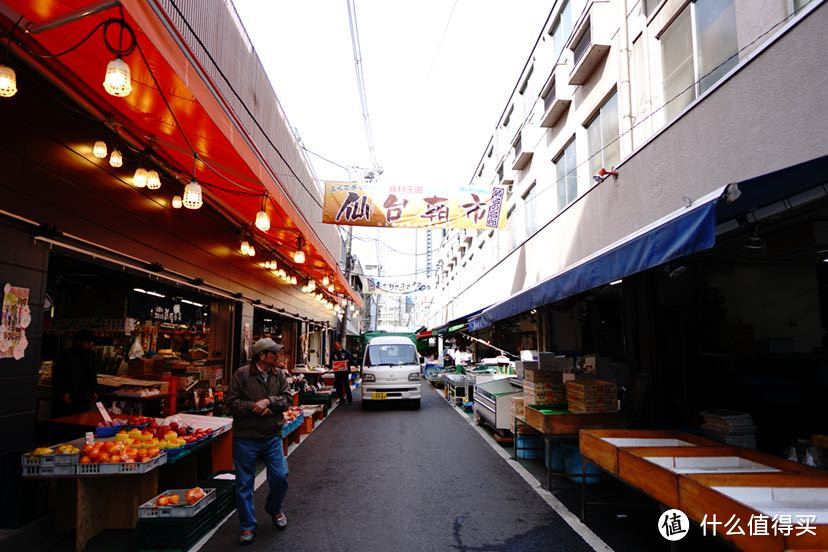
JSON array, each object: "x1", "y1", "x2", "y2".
[
  {"x1": 537, "y1": 353, "x2": 573, "y2": 372},
  {"x1": 523, "y1": 367, "x2": 564, "y2": 383},
  {"x1": 510, "y1": 396, "x2": 525, "y2": 417},
  {"x1": 524, "y1": 387, "x2": 566, "y2": 405},
  {"x1": 514, "y1": 361, "x2": 537, "y2": 378},
  {"x1": 566, "y1": 380, "x2": 618, "y2": 413}
]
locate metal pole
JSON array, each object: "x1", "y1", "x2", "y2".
[{"x1": 339, "y1": 226, "x2": 353, "y2": 346}]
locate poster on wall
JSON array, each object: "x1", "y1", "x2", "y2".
[{"x1": 0, "y1": 284, "x2": 31, "y2": 360}]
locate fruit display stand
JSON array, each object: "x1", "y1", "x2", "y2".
[{"x1": 31, "y1": 413, "x2": 233, "y2": 550}]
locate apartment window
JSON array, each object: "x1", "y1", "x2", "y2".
[
  {"x1": 555, "y1": 138, "x2": 578, "y2": 210},
  {"x1": 549, "y1": 0, "x2": 572, "y2": 63},
  {"x1": 642, "y1": 0, "x2": 662, "y2": 17},
  {"x1": 660, "y1": 0, "x2": 738, "y2": 121},
  {"x1": 503, "y1": 104, "x2": 514, "y2": 127},
  {"x1": 586, "y1": 91, "x2": 620, "y2": 177},
  {"x1": 519, "y1": 65, "x2": 534, "y2": 95},
  {"x1": 522, "y1": 181, "x2": 539, "y2": 236}
]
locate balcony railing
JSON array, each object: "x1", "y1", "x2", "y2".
[{"x1": 573, "y1": 25, "x2": 591, "y2": 66}]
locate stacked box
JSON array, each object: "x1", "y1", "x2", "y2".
[
  {"x1": 510, "y1": 396, "x2": 525, "y2": 418},
  {"x1": 523, "y1": 368, "x2": 566, "y2": 405},
  {"x1": 128, "y1": 358, "x2": 156, "y2": 378},
  {"x1": 566, "y1": 380, "x2": 618, "y2": 413},
  {"x1": 537, "y1": 353, "x2": 573, "y2": 372}
]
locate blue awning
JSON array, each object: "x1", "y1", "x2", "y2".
[
  {"x1": 433, "y1": 304, "x2": 491, "y2": 335},
  {"x1": 470, "y1": 188, "x2": 722, "y2": 330}
]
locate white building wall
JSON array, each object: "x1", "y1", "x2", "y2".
[{"x1": 432, "y1": 0, "x2": 828, "y2": 327}]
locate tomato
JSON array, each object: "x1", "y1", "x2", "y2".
[
  {"x1": 80, "y1": 455, "x2": 91, "y2": 464},
  {"x1": 157, "y1": 496, "x2": 170, "y2": 507},
  {"x1": 87, "y1": 449, "x2": 100, "y2": 461},
  {"x1": 97, "y1": 452, "x2": 110, "y2": 463},
  {"x1": 147, "y1": 446, "x2": 160, "y2": 458},
  {"x1": 109, "y1": 454, "x2": 121, "y2": 463}
]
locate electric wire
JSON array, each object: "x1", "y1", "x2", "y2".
[{"x1": 345, "y1": 0, "x2": 381, "y2": 173}]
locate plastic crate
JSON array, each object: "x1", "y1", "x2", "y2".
[
  {"x1": 21, "y1": 454, "x2": 78, "y2": 476},
  {"x1": 74, "y1": 452, "x2": 166, "y2": 476},
  {"x1": 139, "y1": 488, "x2": 215, "y2": 518},
  {"x1": 94, "y1": 422, "x2": 149, "y2": 438},
  {"x1": 137, "y1": 502, "x2": 216, "y2": 551}
]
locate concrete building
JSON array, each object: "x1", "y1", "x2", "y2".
[{"x1": 431, "y1": 0, "x2": 827, "y2": 329}]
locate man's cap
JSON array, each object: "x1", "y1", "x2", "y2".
[{"x1": 252, "y1": 337, "x2": 284, "y2": 356}]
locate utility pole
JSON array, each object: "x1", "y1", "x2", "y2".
[{"x1": 339, "y1": 226, "x2": 353, "y2": 347}]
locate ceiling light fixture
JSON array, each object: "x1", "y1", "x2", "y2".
[
  {"x1": 255, "y1": 194, "x2": 270, "y2": 232},
  {"x1": 133, "y1": 167, "x2": 148, "y2": 188},
  {"x1": 0, "y1": 25, "x2": 18, "y2": 98},
  {"x1": 103, "y1": 57, "x2": 132, "y2": 97},
  {"x1": 322, "y1": 275, "x2": 330, "y2": 287},
  {"x1": 240, "y1": 240, "x2": 250, "y2": 255},
  {"x1": 293, "y1": 236, "x2": 306, "y2": 264},
  {"x1": 92, "y1": 140, "x2": 108, "y2": 159},
  {"x1": 109, "y1": 148, "x2": 123, "y2": 167},
  {"x1": 146, "y1": 170, "x2": 161, "y2": 190},
  {"x1": 183, "y1": 155, "x2": 202, "y2": 209}
]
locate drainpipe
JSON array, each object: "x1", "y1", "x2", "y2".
[{"x1": 617, "y1": 0, "x2": 634, "y2": 155}]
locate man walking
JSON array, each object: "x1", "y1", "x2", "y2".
[
  {"x1": 331, "y1": 339, "x2": 354, "y2": 404},
  {"x1": 227, "y1": 337, "x2": 292, "y2": 545}
]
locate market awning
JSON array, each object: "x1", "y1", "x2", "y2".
[
  {"x1": 432, "y1": 305, "x2": 490, "y2": 335},
  {"x1": 470, "y1": 187, "x2": 723, "y2": 330},
  {"x1": 416, "y1": 330, "x2": 432, "y2": 340}
]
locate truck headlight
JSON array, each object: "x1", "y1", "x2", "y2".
[
  {"x1": 408, "y1": 372, "x2": 420, "y2": 381},
  {"x1": 363, "y1": 373, "x2": 375, "y2": 382}
]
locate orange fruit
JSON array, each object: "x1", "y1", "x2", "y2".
[{"x1": 80, "y1": 456, "x2": 91, "y2": 464}]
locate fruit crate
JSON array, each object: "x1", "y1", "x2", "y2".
[
  {"x1": 21, "y1": 453, "x2": 78, "y2": 476},
  {"x1": 137, "y1": 501, "x2": 216, "y2": 551},
  {"x1": 75, "y1": 452, "x2": 167, "y2": 476},
  {"x1": 197, "y1": 472, "x2": 235, "y2": 521},
  {"x1": 280, "y1": 414, "x2": 304, "y2": 438},
  {"x1": 138, "y1": 488, "x2": 215, "y2": 519}
]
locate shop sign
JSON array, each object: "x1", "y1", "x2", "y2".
[
  {"x1": 0, "y1": 284, "x2": 30, "y2": 360},
  {"x1": 322, "y1": 181, "x2": 508, "y2": 229},
  {"x1": 366, "y1": 279, "x2": 430, "y2": 294}
]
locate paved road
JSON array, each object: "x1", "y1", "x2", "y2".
[{"x1": 202, "y1": 386, "x2": 595, "y2": 552}]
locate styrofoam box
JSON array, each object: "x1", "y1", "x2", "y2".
[
  {"x1": 645, "y1": 456, "x2": 780, "y2": 474},
  {"x1": 602, "y1": 438, "x2": 696, "y2": 447},
  {"x1": 712, "y1": 486, "x2": 828, "y2": 524}
]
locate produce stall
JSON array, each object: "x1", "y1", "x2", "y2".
[{"x1": 22, "y1": 413, "x2": 232, "y2": 550}]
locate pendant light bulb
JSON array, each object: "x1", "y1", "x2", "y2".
[
  {"x1": 171, "y1": 195, "x2": 183, "y2": 209},
  {"x1": 0, "y1": 64, "x2": 17, "y2": 97},
  {"x1": 103, "y1": 57, "x2": 132, "y2": 97},
  {"x1": 290, "y1": 276, "x2": 297, "y2": 285},
  {"x1": 240, "y1": 240, "x2": 250, "y2": 255},
  {"x1": 182, "y1": 180, "x2": 202, "y2": 209},
  {"x1": 146, "y1": 170, "x2": 161, "y2": 190},
  {"x1": 255, "y1": 209, "x2": 270, "y2": 232},
  {"x1": 247, "y1": 244, "x2": 255, "y2": 257},
  {"x1": 293, "y1": 249, "x2": 305, "y2": 264},
  {"x1": 133, "y1": 167, "x2": 148, "y2": 188},
  {"x1": 327, "y1": 284, "x2": 334, "y2": 292},
  {"x1": 93, "y1": 141, "x2": 108, "y2": 159},
  {"x1": 109, "y1": 149, "x2": 123, "y2": 168},
  {"x1": 322, "y1": 275, "x2": 330, "y2": 287}
]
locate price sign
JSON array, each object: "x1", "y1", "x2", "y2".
[{"x1": 95, "y1": 401, "x2": 112, "y2": 423}]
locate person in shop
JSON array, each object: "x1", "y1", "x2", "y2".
[
  {"x1": 331, "y1": 339, "x2": 354, "y2": 404},
  {"x1": 227, "y1": 337, "x2": 292, "y2": 545},
  {"x1": 443, "y1": 351, "x2": 455, "y2": 369},
  {"x1": 52, "y1": 329, "x2": 98, "y2": 417}
]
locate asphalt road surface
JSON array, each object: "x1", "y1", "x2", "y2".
[{"x1": 201, "y1": 386, "x2": 594, "y2": 552}]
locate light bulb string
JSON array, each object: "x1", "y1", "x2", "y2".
[{"x1": 3, "y1": 16, "x2": 22, "y2": 63}]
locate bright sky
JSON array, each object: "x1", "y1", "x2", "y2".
[{"x1": 233, "y1": 0, "x2": 551, "y2": 281}]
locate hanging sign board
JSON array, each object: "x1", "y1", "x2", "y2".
[{"x1": 322, "y1": 181, "x2": 508, "y2": 230}]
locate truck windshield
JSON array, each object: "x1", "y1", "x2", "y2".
[{"x1": 366, "y1": 344, "x2": 417, "y2": 366}]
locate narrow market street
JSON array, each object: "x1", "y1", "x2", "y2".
[{"x1": 200, "y1": 388, "x2": 596, "y2": 552}]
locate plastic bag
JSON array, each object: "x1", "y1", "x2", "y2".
[{"x1": 128, "y1": 335, "x2": 145, "y2": 360}]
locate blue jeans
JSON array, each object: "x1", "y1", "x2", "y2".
[{"x1": 234, "y1": 435, "x2": 289, "y2": 532}]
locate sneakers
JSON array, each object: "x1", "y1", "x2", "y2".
[
  {"x1": 273, "y1": 512, "x2": 288, "y2": 529},
  {"x1": 239, "y1": 530, "x2": 255, "y2": 544}
]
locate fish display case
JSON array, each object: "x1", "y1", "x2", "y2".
[{"x1": 473, "y1": 378, "x2": 522, "y2": 430}]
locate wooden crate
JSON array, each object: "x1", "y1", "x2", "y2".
[
  {"x1": 579, "y1": 428, "x2": 719, "y2": 474},
  {"x1": 524, "y1": 404, "x2": 624, "y2": 435}
]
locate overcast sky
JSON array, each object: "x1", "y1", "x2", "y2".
[{"x1": 233, "y1": 0, "x2": 551, "y2": 280}]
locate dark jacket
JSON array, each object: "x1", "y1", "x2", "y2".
[
  {"x1": 226, "y1": 363, "x2": 291, "y2": 440},
  {"x1": 331, "y1": 347, "x2": 354, "y2": 367}
]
